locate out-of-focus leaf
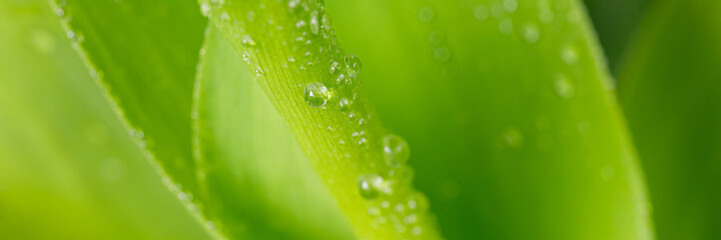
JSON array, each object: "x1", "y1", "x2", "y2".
[
  {"x1": 192, "y1": 26, "x2": 352, "y2": 239},
  {"x1": 582, "y1": 0, "x2": 649, "y2": 70},
  {"x1": 200, "y1": 0, "x2": 443, "y2": 239},
  {"x1": 618, "y1": 0, "x2": 721, "y2": 239},
  {"x1": 325, "y1": 0, "x2": 653, "y2": 239},
  {"x1": 49, "y1": 0, "x2": 213, "y2": 232},
  {"x1": 0, "y1": 0, "x2": 210, "y2": 239}
]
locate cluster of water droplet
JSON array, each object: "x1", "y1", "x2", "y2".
[
  {"x1": 198, "y1": 0, "x2": 437, "y2": 236},
  {"x1": 355, "y1": 133, "x2": 433, "y2": 237}
]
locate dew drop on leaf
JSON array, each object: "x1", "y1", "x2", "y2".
[
  {"x1": 338, "y1": 97, "x2": 351, "y2": 111},
  {"x1": 383, "y1": 134, "x2": 410, "y2": 167},
  {"x1": 304, "y1": 82, "x2": 331, "y2": 107},
  {"x1": 357, "y1": 174, "x2": 384, "y2": 199},
  {"x1": 554, "y1": 74, "x2": 575, "y2": 98},
  {"x1": 523, "y1": 24, "x2": 540, "y2": 43},
  {"x1": 417, "y1": 7, "x2": 434, "y2": 23},
  {"x1": 433, "y1": 47, "x2": 451, "y2": 62},
  {"x1": 309, "y1": 10, "x2": 319, "y2": 35},
  {"x1": 474, "y1": 5, "x2": 489, "y2": 20},
  {"x1": 499, "y1": 19, "x2": 513, "y2": 35},
  {"x1": 561, "y1": 45, "x2": 578, "y2": 64},
  {"x1": 344, "y1": 54, "x2": 362, "y2": 77}
]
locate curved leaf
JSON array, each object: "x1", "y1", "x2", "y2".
[
  {"x1": 192, "y1": 25, "x2": 353, "y2": 239},
  {"x1": 325, "y1": 0, "x2": 654, "y2": 239},
  {"x1": 49, "y1": 0, "x2": 214, "y2": 234},
  {"x1": 618, "y1": 0, "x2": 721, "y2": 238},
  {"x1": 200, "y1": 0, "x2": 444, "y2": 238},
  {"x1": 0, "y1": 0, "x2": 210, "y2": 239}
]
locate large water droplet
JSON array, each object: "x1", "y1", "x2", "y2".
[
  {"x1": 309, "y1": 10, "x2": 320, "y2": 35},
  {"x1": 344, "y1": 54, "x2": 362, "y2": 77},
  {"x1": 304, "y1": 82, "x2": 331, "y2": 107},
  {"x1": 383, "y1": 134, "x2": 410, "y2": 167},
  {"x1": 357, "y1": 174, "x2": 384, "y2": 199}
]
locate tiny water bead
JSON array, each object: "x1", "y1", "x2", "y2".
[
  {"x1": 503, "y1": 0, "x2": 518, "y2": 13},
  {"x1": 417, "y1": 7, "x2": 434, "y2": 23},
  {"x1": 473, "y1": 5, "x2": 489, "y2": 20},
  {"x1": 523, "y1": 24, "x2": 540, "y2": 43},
  {"x1": 338, "y1": 97, "x2": 351, "y2": 111},
  {"x1": 499, "y1": 19, "x2": 513, "y2": 35},
  {"x1": 357, "y1": 174, "x2": 385, "y2": 199},
  {"x1": 501, "y1": 127, "x2": 523, "y2": 148},
  {"x1": 383, "y1": 134, "x2": 410, "y2": 167},
  {"x1": 433, "y1": 47, "x2": 451, "y2": 63},
  {"x1": 561, "y1": 45, "x2": 578, "y2": 64},
  {"x1": 554, "y1": 74, "x2": 575, "y2": 98},
  {"x1": 304, "y1": 82, "x2": 331, "y2": 107},
  {"x1": 344, "y1": 54, "x2": 362, "y2": 77},
  {"x1": 329, "y1": 61, "x2": 339, "y2": 74}
]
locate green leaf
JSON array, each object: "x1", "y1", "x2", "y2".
[
  {"x1": 49, "y1": 0, "x2": 214, "y2": 234},
  {"x1": 0, "y1": 0, "x2": 210, "y2": 239},
  {"x1": 200, "y1": 0, "x2": 443, "y2": 239},
  {"x1": 582, "y1": 0, "x2": 649, "y2": 69},
  {"x1": 325, "y1": 0, "x2": 654, "y2": 239},
  {"x1": 618, "y1": 0, "x2": 721, "y2": 238},
  {"x1": 192, "y1": 25, "x2": 353, "y2": 239}
]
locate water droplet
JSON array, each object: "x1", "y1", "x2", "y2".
[
  {"x1": 357, "y1": 174, "x2": 384, "y2": 199},
  {"x1": 241, "y1": 34, "x2": 256, "y2": 46},
  {"x1": 321, "y1": 13, "x2": 332, "y2": 31},
  {"x1": 499, "y1": 19, "x2": 513, "y2": 35},
  {"x1": 304, "y1": 82, "x2": 331, "y2": 107},
  {"x1": 31, "y1": 30, "x2": 57, "y2": 54},
  {"x1": 383, "y1": 134, "x2": 410, "y2": 167},
  {"x1": 66, "y1": 30, "x2": 76, "y2": 40},
  {"x1": 338, "y1": 97, "x2": 351, "y2": 111},
  {"x1": 561, "y1": 45, "x2": 578, "y2": 64},
  {"x1": 554, "y1": 74, "x2": 575, "y2": 98},
  {"x1": 433, "y1": 47, "x2": 451, "y2": 62},
  {"x1": 501, "y1": 127, "x2": 523, "y2": 148},
  {"x1": 220, "y1": 11, "x2": 230, "y2": 22},
  {"x1": 200, "y1": 3, "x2": 210, "y2": 16},
  {"x1": 474, "y1": 5, "x2": 489, "y2": 20},
  {"x1": 330, "y1": 61, "x2": 340, "y2": 74},
  {"x1": 426, "y1": 31, "x2": 445, "y2": 47},
  {"x1": 296, "y1": 19, "x2": 306, "y2": 28},
  {"x1": 309, "y1": 10, "x2": 319, "y2": 35},
  {"x1": 412, "y1": 226, "x2": 423, "y2": 235},
  {"x1": 403, "y1": 214, "x2": 418, "y2": 225},
  {"x1": 504, "y1": 0, "x2": 518, "y2": 13},
  {"x1": 407, "y1": 193, "x2": 429, "y2": 211},
  {"x1": 523, "y1": 24, "x2": 539, "y2": 43},
  {"x1": 344, "y1": 54, "x2": 362, "y2": 77},
  {"x1": 417, "y1": 7, "x2": 434, "y2": 23}
]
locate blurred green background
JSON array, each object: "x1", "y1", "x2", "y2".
[{"x1": 1, "y1": 0, "x2": 719, "y2": 239}]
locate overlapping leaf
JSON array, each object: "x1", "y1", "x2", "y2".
[
  {"x1": 618, "y1": 0, "x2": 721, "y2": 238},
  {"x1": 0, "y1": 0, "x2": 210, "y2": 239}
]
